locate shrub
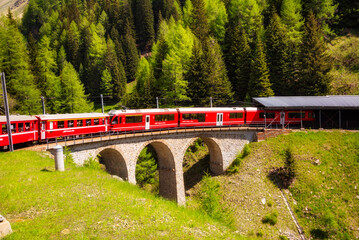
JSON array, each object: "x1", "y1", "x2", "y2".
[
  {"x1": 83, "y1": 156, "x2": 101, "y2": 170},
  {"x1": 279, "y1": 235, "x2": 288, "y2": 240},
  {"x1": 63, "y1": 146, "x2": 74, "y2": 164},
  {"x1": 262, "y1": 211, "x2": 278, "y2": 225},
  {"x1": 268, "y1": 146, "x2": 296, "y2": 189}
]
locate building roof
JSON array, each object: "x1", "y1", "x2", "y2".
[{"x1": 253, "y1": 95, "x2": 359, "y2": 109}]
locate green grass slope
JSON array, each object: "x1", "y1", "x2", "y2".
[
  {"x1": 0, "y1": 151, "x2": 244, "y2": 239},
  {"x1": 210, "y1": 131, "x2": 359, "y2": 239}
]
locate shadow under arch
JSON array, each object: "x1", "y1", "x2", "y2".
[
  {"x1": 183, "y1": 137, "x2": 223, "y2": 191},
  {"x1": 98, "y1": 148, "x2": 128, "y2": 181},
  {"x1": 138, "y1": 141, "x2": 178, "y2": 202},
  {"x1": 199, "y1": 136, "x2": 223, "y2": 175}
]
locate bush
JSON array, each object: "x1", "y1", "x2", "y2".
[
  {"x1": 63, "y1": 146, "x2": 74, "y2": 164},
  {"x1": 83, "y1": 156, "x2": 101, "y2": 170},
  {"x1": 262, "y1": 211, "x2": 278, "y2": 225},
  {"x1": 268, "y1": 146, "x2": 296, "y2": 189}
]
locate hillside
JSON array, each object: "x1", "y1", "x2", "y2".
[
  {"x1": 186, "y1": 131, "x2": 359, "y2": 239},
  {"x1": 0, "y1": 0, "x2": 28, "y2": 17}
]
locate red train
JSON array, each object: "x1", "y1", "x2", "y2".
[{"x1": 0, "y1": 107, "x2": 315, "y2": 148}]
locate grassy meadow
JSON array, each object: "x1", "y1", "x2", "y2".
[{"x1": 0, "y1": 151, "x2": 243, "y2": 239}]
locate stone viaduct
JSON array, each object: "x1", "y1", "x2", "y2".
[{"x1": 61, "y1": 128, "x2": 260, "y2": 205}]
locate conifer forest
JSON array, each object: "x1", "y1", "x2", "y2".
[{"x1": 0, "y1": 0, "x2": 358, "y2": 114}]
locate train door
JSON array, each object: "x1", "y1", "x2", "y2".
[
  {"x1": 216, "y1": 113, "x2": 223, "y2": 126},
  {"x1": 145, "y1": 115, "x2": 150, "y2": 130},
  {"x1": 41, "y1": 121, "x2": 46, "y2": 140}
]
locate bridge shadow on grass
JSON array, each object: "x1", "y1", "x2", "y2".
[{"x1": 184, "y1": 154, "x2": 211, "y2": 191}]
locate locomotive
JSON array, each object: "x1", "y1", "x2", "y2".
[{"x1": 0, "y1": 107, "x2": 315, "y2": 148}]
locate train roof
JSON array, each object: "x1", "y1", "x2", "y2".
[
  {"x1": 0, "y1": 115, "x2": 37, "y2": 122},
  {"x1": 36, "y1": 113, "x2": 109, "y2": 120},
  {"x1": 178, "y1": 107, "x2": 245, "y2": 112},
  {"x1": 108, "y1": 109, "x2": 178, "y2": 115}
]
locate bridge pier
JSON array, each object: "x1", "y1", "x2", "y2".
[{"x1": 61, "y1": 129, "x2": 258, "y2": 205}]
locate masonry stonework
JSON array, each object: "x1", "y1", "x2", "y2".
[{"x1": 62, "y1": 129, "x2": 257, "y2": 205}]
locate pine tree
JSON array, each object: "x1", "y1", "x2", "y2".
[
  {"x1": 202, "y1": 38, "x2": 233, "y2": 105},
  {"x1": 135, "y1": 58, "x2": 154, "y2": 107},
  {"x1": 104, "y1": 38, "x2": 127, "y2": 100},
  {"x1": 122, "y1": 20, "x2": 140, "y2": 82},
  {"x1": 248, "y1": 34, "x2": 274, "y2": 98},
  {"x1": 298, "y1": 11, "x2": 331, "y2": 96},
  {"x1": 100, "y1": 68, "x2": 113, "y2": 96},
  {"x1": 185, "y1": 40, "x2": 208, "y2": 105},
  {"x1": 266, "y1": 11, "x2": 291, "y2": 95},
  {"x1": 225, "y1": 26, "x2": 251, "y2": 100},
  {"x1": 204, "y1": 0, "x2": 228, "y2": 43},
  {"x1": 57, "y1": 46, "x2": 67, "y2": 74},
  {"x1": 134, "y1": 0, "x2": 155, "y2": 52},
  {"x1": 190, "y1": 0, "x2": 210, "y2": 41},
  {"x1": 66, "y1": 21, "x2": 80, "y2": 67},
  {"x1": 0, "y1": 17, "x2": 41, "y2": 114},
  {"x1": 60, "y1": 61, "x2": 93, "y2": 113},
  {"x1": 281, "y1": 0, "x2": 303, "y2": 43},
  {"x1": 135, "y1": 147, "x2": 158, "y2": 187},
  {"x1": 36, "y1": 36, "x2": 62, "y2": 113}
]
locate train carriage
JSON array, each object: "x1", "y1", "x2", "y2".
[
  {"x1": 109, "y1": 109, "x2": 179, "y2": 132},
  {"x1": 0, "y1": 115, "x2": 38, "y2": 148},
  {"x1": 36, "y1": 113, "x2": 109, "y2": 141},
  {"x1": 178, "y1": 107, "x2": 246, "y2": 128}
]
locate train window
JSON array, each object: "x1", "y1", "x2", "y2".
[
  {"x1": 197, "y1": 113, "x2": 205, "y2": 122},
  {"x1": 86, "y1": 119, "x2": 92, "y2": 126},
  {"x1": 126, "y1": 115, "x2": 143, "y2": 123},
  {"x1": 111, "y1": 116, "x2": 118, "y2": 124},
  {"x1": 155, "y1": 114, "x2": 175, "y2": 122},
  {"x1": 77, "y1": 120, "x2": 83, "y2": 127},
  {"x1": 288, "y1": 112, "x2": 305, "y2": 118},
  {"x1": 308, "y1": 112, "x2": 315, "y2": 118},
  {"x1": 11, "y1": 123, "x2": 16, "y2": 133},
  {"x1": 182, "y1": 113, "x2": 205, "y2": 122},
  {"x1": 58, "y1": 121, "x2": 65, "y2": 129},
  {"x1": 68, "y1": 120, "x2": 74, "y2": 128},
  {"x1": 230, "y1": 112, "x2": 243, "y2": 119},
  {"x1": 259, "y1": 112, "x2": 275, "y2": 118},
  {"x1": 25, "y1": 122, "x2": 31, "y2": 131},
  {"x1": 94, "y1": 119, "x2": 100, "y2": 125},
  {"x1": 2, "y1": 124, "x2": 7, "y2": 134},
  {"x1": 18, "y1": 123, "x2": 24, "y2": 132}
]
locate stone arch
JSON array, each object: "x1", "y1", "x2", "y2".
[
  {"x1": 97, "y1": 147, "x2": 128, "y2": 181},
  {"x1": 135, "y1": 140, "x2": 178, "y2": 202},
  {"x1": 183, "y1": 136, "x2": 224, "y2": 175}
]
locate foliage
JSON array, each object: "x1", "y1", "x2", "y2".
[
  {"x1": 248, "y1": 33, "x2": 274, "y2": 98},
  {"x1": 280, "y1": 0, "x2": 303, "y2": 44},
  {"x1": 0, "y1": 15, "x2": 41, "y2": 114},
  {"x1": 83, "y1": 156, "x2": 101, "y2": 170},
  {"x1": 298, "y1": 11, "x2": 332, "y2": 96},
  {"x1": 268, "y1": 145, "x2": 296, "y2": 189},
  {"x1": 262, "y1": 211, "x2": 278, "y2": 225},
  {"x1": 135, "y1": 146, "x2": 158, "y2": 188},
  {"x1": 204, "y1": 0, "x2": 228, "y2": 42},
  {"x1": 59, "y1": 61, "x2": 93, "y2": 113},
  {"x1": 199, "y1": 173, "x2": 235, "y2": 228}
]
